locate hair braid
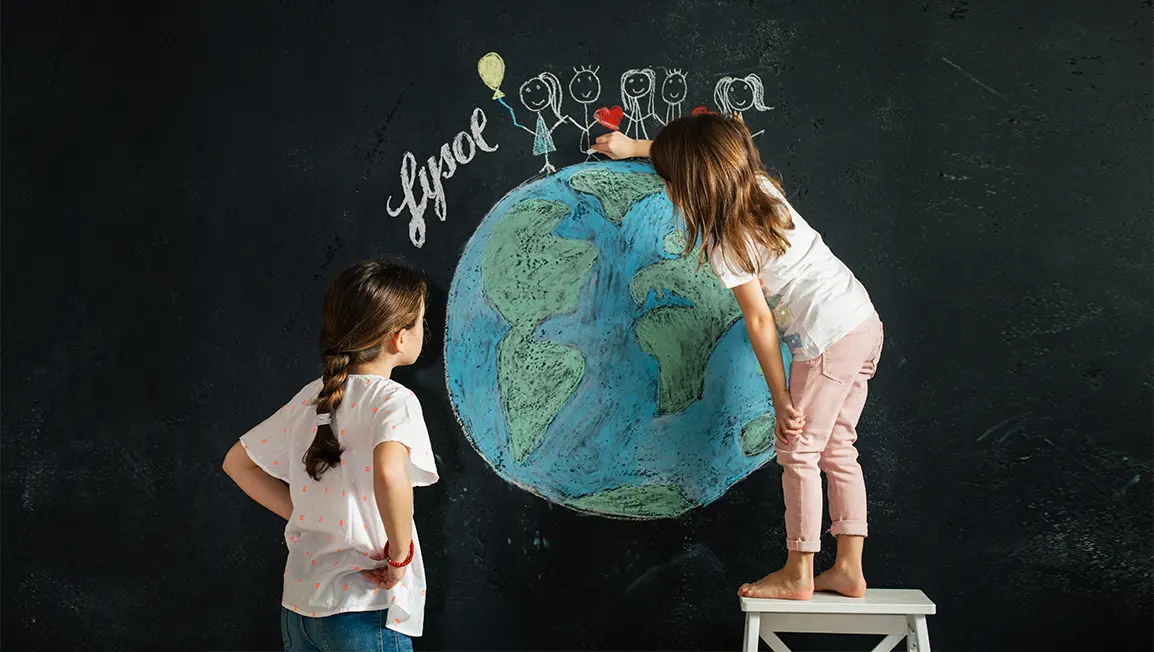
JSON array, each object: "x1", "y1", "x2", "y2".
[{"x1": 303, "y1": 352, "x2": 350, "y2": 480}]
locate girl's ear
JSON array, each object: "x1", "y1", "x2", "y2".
[{"x1": 385, "y1": 329, "x2": 404, "y2": 354}]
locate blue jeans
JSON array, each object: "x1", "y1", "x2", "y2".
[{"x1": 281, "y1": 608, "x2": 413, "y2": 652}]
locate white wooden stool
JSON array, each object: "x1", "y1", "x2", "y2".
[{"x1": 740, "y1": 589, "x2": 935, "y2": 652}]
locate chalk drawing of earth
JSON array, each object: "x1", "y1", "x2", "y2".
[{"x1": 445, "y1": 160, "x2": 791, "y2": 519}]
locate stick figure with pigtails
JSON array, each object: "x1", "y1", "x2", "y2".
[{"x1": 713, "y1": 73, "x2": 774, "y2": 137}]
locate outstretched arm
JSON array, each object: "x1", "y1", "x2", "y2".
[
  {"x1": 549, "y1": 114, "x2": 572, "y2": 131},
  {"x1": 505, "y1": 105, "x2": 535, "y2": 134},
  {"x1": 590, "y1": 131, "x2": 651, "y2": 159}
]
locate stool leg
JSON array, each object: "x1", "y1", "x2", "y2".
[
  {"x1": 905, "y1": 615, "x2": 931, "y2": 652},
  {"x1": 762, "y1": 629, "x2": 792, "y2": 652},
  {"x1": 871, "y1": 633, "x2": 905, "y2": 652},
  {"x1": 742, "y1": 613, "x2": 761, "y2": 652}
]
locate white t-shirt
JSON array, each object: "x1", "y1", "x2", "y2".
[
  {"x1": 240, "y1": 375, "x2": 439, "y2": 636},
  {"x1": 709, "y1": 182, "x2": 875, "y2": 361}
]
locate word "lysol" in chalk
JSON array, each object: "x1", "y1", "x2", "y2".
[{"x1": 386, "y1": 107, "x2": 498, "y2": 248}]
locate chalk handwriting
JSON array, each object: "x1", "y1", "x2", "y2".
[{"x1": 386, "y1": 107, "x2": 497, "y2": 248}]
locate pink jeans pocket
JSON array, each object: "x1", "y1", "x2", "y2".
[{"x1": 819, "y1": 353, "x2": 860, "y2": 385}]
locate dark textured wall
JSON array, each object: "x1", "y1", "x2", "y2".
[{"x1": 3, "y1": 1, "x2": 1150, "y2": 650}]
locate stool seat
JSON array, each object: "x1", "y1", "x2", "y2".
[{"x1": 740, "y1": 589, "x2": 935, "y2": 652}]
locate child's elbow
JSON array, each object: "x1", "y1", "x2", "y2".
[
  {"x1": 745, "y1": 313, "x2": 773, "y2": 335},
  {"x1": 376, "y1": 466, "x2": 409, "y2": 488},
  {"x1": 374, "y1": 461, "x2": 411, "y2": 490},
  {"x1": 222, "y1": 444, "x2": 247, "y2": 478}
]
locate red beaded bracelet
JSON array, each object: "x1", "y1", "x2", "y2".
[{"x1": 383, "y1": 540, "x2": 415, "y2": 568}]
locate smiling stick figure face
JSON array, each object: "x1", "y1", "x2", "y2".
[
  {"x1": 569, "y1": 67, "x2": 601, "y2": 105},
  {"x1": 622, "y1": 71, "x2": 653, "y2": 100},
  {"x1": 726, "y1": 78, "x2": 756, "y2": 111},
  {"x1": 661, "y1": 71, "x2": 687, "y2": 103},
  {"x1": 520, "y1": 77, "x2": 552, "y2": 112}
]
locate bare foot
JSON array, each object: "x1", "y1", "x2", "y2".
[
  {"x1": 814, "y1": 565, "x2": 867, "y2": 598},
  {"x1": 737, "y1": 569, "x2": 814, "y2": 600}
]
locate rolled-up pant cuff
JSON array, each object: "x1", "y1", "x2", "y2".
[
  {"x1": 786, "y1": 538, "x2": 822, "y2": 553},
  {"x1": 829, "y1": 520, "x2": 868, "y2": 537}
]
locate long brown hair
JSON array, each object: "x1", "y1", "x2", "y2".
[
  {"x1": 304, "y1": 259, "x2": 428, "y2": 481},
  {"x1": 650, "y1": 113, "x2": 793, "y2": 274}
]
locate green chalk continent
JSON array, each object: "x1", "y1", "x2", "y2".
[
  {"x1": 569, "y1": 168, "x2": 665, "y2": 224},
  {"x1": 481, "y1": 198, "x2": 597, "y2": 462},
  {"x1": 630, "y1": 232, "x2": 743, "y2": 414},
  {"x1": 567, "y1": 483, "x2": 695, "y2": 519},
  {"x1": 740, "y1": 413, "x2": 777, "y2": 456}
]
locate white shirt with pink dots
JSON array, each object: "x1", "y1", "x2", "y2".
[{"x1": 240, "y1": 375, "x2": 439, "y2": 637}]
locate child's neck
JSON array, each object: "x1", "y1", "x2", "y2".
[{"x1": 349, "y1": 357, "x2": 398, "y2": 380}]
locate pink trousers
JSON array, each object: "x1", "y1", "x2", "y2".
[{"x1": 776, "y1": 312, "x2": 884, "y2": 552}]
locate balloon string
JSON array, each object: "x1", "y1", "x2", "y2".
[{"x1": 496, "y1": 97, "x2": 525, "y2": 130}]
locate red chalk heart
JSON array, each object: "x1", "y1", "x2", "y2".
[
  {"x1": 594, "y1": 105, "x2": 624, "y2": 131},
  {"x1": 691, "y1": 105, "x2": 717, "y2": 116}
]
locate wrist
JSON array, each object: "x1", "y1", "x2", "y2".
[
  {"x1": 632, "y1": 140, "x2": 651, "y2": 158},
  {"x1": 384, "y1": 540, "x2": 414, "y2": 567}
]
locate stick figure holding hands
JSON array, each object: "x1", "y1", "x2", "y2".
[
  {"x1": 511, "y1": 72, "x2": 569, "y2": 174},
  {"x1": 567, "y1": 66, "x2": 603, "y2": 158},
  {"x1": 620, "y1": 68, "x2": 660, "y2": 139}
]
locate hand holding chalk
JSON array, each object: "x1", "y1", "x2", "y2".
[{"x1": 589, "y1": 131, "x2": 651, "y2": 160}]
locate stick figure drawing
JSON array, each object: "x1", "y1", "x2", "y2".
[
  {"x1": 714, "y1": 73, "x2": 773, "y2": 137},
  {"x1": 619, "y1": 68, "x2": 660, "y2": 139},
  {"x1": 659, "y1": 69, "x2": 688, "y2": 125},
  {"x1": 509, "y1": 72, "x2": 569, "y2": 174},
  {"x1": 567, "y1": 65, "x2": 602, "y2": 158}
]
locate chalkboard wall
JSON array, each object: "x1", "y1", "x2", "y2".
[{"x1": 3, "y1": 1, "x2": 1151, "y2": 650}]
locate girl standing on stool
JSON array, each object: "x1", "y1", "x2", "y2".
[
  {"x1": 222, "y1": 260, "x2": 439, "y2": 650},
  {"x1": 592, "y1": 116, "x2": 882, "y2": 601}
]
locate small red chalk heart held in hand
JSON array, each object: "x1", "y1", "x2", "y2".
[{"x1": 594, "y1": 105, "x2": 625, "y2": 131}]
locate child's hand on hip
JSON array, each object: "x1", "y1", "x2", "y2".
[
  {"x1": 590, "y1": 131, "x2": 637, "y2": 159},
  {"x1": 361, "y1": 548, "x2": 407, "y2": 590},
  {"x1": 774, "y1": 394, "x2": 806, "y2": 444}
]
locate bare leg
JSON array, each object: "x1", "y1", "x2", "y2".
[
  {"x1": 814, "y1": 535, "x2": 867, "y2": 597},
  {"x1": 737, "y1": 550, "x2": 815, "y2": 600}
]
